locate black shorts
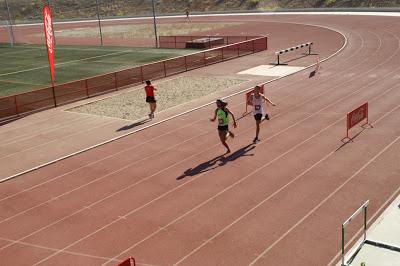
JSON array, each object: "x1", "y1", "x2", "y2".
[
  {"x1": 218, "y1": 125, "x2": 229, "y2": 132},
  {"x1": 146, "y1": 96, "x2": 156, "y2": 103},
  {"x1": 254, "y1": 113, "x2": 263, "y2": 121}
]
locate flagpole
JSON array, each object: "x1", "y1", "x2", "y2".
[
  {"x1": 95, "y1": 0, "x2": 103, "y2": 46},
  {"x1": 151, "y1": 0, "x2": 158, "y2": 48}
]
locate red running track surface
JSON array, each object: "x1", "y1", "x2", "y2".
[{"x1": 0, "y1": 14, "x2": 399, "y2": 266}]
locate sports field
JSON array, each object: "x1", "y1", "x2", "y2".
[{"x1": 0, "y1": 44, "x2": 194, "y2": 96}]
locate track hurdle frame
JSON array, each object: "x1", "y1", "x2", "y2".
[
  {"x1": 273, "y1": 42, "x2": 315, "y2": 65},
  {"x1": 341, "y1": 200, "x2": 369, "y2": 266},
  {"x1": 116, "y1": 257, "x2": 135, "y2": 266},
  {"x1": 344, "y1": 102, "x2": 373, "y2": 140}
]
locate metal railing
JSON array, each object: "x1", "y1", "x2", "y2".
[
  {"x1": 341, "y1": 200, "x2": 369, "y2": 266},
  {"x1": 0, "y1": 36, "x2": 267, "y2": 122}
]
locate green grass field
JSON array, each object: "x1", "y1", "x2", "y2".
[{"x1": 0, "y1": 44, "x2": 195, "y2": 97}]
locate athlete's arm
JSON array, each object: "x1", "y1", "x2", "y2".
[
  {"x1": 227, "y1": 108, "x2": 237, "y2": 128},
  {"x1": 262, "y1": 94, "x2": 276, "y2": 106},
  {"x1": 210, "y1": 109, "x2": 217, "y2": 122}
]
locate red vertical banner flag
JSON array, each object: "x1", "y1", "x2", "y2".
[{"x1": 43, "y1": 5, "x2": 55, "y2": 85}]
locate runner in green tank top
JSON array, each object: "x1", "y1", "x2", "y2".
[{"x1": 210, "y1": 99, "x2": 237, "y2": 154}]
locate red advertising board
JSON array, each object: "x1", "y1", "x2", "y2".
[
  {"x1": 43, "y1": 5, "x2": 55, "y2": 84},
  {"x1": 116, "y1": 257, "x2": 135, "y2": 266},
  {"x1": 346, "y1": 102, "x2": 369, "y2": 138}
]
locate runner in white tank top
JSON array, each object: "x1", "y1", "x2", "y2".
[{"x1": 247, "y1": 85, "x2": 277, "y2": 143}]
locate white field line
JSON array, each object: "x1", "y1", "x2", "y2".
[
  {"x1": 248, "y1": 135, "x2": 400, "y2": 266},
  {"x1": 0, "y1": 50, "x2": 129, "y2": 77},
  {"x1": 0, "y1": 78, "x2": 45, "y2": 86},
  {"x1": 0, "y1": 21, "x2": 348, "y2": 183},
  {"x1": 37, "y1": 64, "x2": 400, "y2": 265}
]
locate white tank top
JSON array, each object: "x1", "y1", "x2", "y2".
[{"x1": 252, "y1": 94, "x2": 263, "y2": 115}]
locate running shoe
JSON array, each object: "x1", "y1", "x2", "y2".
[
  {"x1": 229, "y1": 131, "x2": 235, "y2": 138},
  {"x1": 265, "y1": 113, "x2": 270, "y2": 120}
]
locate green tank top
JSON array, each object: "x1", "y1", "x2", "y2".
[{"x1": 217, "y1": 109, "x2": 229, "y2": 126}]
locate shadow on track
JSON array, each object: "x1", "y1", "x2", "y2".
[
  {"x1": 177, "y1": 143, "x2": 256, "y2": 180},
  {"x1": 116, "y1": 118, "x2": 151, "y2": 131}
]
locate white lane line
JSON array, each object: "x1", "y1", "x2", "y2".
[
  {"x1": 0, "y1": 119, "x2": 117, "y2": 161},
  {"x1": 4, "y1": 11, "x2": 400, "y2": 28},
  {"x1": 58, "y1": 72, "x2": 400, "y2": 266},
  {"x1": 0, "y1": 236, "x2": 118, "y2": 263},
  {"x1": 0, "y1": 116, "x2": 94, "y2": 147},
  {"x1": 173, "y1": 101, "x2": 400, "y2": 265},
  {"x1": 0, "y1": 21, "x2": 348, "y2": 183},
  {"x1": 248, "y1": 135, "x2": 400, "y2": 266},
  {"x1": 0, "y1": 50, "x2": 129, "y2": 77},
  {"x1": 326, "y1": 185, "x2": 400, "y2": 266}
]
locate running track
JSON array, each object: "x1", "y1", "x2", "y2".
[{"x1": 0, "y1": 13, "x2": 399, "y2": 266}]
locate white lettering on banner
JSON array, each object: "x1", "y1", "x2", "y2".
[
  {"x1": 351, "y1": 107, "x2": 365, "y2": 126},
  {"x1": 44, "y1": 10, "x2": 53, "y2": 54}
]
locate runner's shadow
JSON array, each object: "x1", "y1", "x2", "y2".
[
  {"x1": 177, "y1": 143, "x2": 255, "y2": 180},
  {"x1": 116, "y1": 118, "x2": 151, "y2": 132}
]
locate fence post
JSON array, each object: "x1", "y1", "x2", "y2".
[
  {"x1": 237, "y1": 44, "x2": 240, "y2": 57},
  {"x1": 184, "y1": 56, "x2": 188, "y2": 71},
  {"x1": 114, "y1": 72, "x2": 118, "y2": 90},
  {"x1": 52, "y1": 85, "x2": 57, "y2": 107},
  {"x1": 163, "y1": 61, "x2": 167, "y2": 77},
  {"x1": 140, "y1": 66, "x2": 144, "y2": 83},
  {"x1": 222, "y1": 47, "x2": 224, "y2": 61},
  {"x1": 14, "y1": 95, "x2": 19, "y2": 116},
  {"x1": 341, "y1": 224, "x2": 345, "y2": 266},
  {"x1": 174, "y1": 36, "x2": 177, "y2": 48},
  {"x1": 85, "y1": 79, "x2": 89, "y2": 97}
]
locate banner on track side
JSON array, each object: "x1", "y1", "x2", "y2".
[{"x1": 43, "y1": 5, "x2": 55, "y2": 85}]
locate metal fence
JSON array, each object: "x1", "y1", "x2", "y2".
[
  {"x1": 0, "y1": 36, "x2": 267, "y2": 121},
  {"x1": 159, "y1": 35, "x2": 261, "y2": 49}
]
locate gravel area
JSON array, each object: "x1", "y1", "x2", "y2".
[{"x1": 69, "y1": 76, "x2": 246, "y2": 120}]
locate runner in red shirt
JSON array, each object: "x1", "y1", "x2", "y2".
[{"x1": 145, "y1": 80, "x2": 157, "y2": 118}]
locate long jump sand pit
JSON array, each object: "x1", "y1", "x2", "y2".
[{"x1": 68, "y1": 76, "x2": 246, "y2": 120}]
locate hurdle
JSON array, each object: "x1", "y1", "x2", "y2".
[
  {"x1": 272, "y1": 42, "x2": 314, "y2": 65},
  {"x1": 341, "y1": 201, "x2": 369, "y2": 266},
  {"x1": 116, "y1": 257, "x2": 135, "y2": 266},
  {"x1": 344, "y1": 102, "x2": 373, "y2": 141}
]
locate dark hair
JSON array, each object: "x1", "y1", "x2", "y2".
[
  {"x1": 216, "y1": 99, "x2": 227, "y2": 107},
  {"x1": 145, "y1": 80, "x2": 151, "y2": 85}
]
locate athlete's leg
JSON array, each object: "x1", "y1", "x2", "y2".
[{"x1": 219, "y1": 131, "x2": 231, "y2": 153}]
